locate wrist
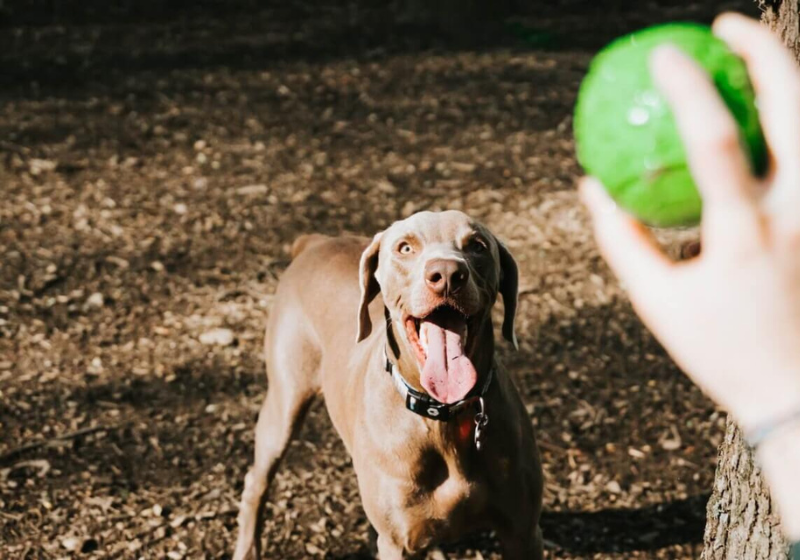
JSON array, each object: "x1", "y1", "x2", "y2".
[{"x1": 730, "y1": 372, "x2": 800, "y2": 435}]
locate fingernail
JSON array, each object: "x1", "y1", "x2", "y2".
[
  {"x1": 599, "y1": 195, "x2": 617, "y2": 215},
  {"x1": 713, "y1": 12, "x2": 749, "y2": 40},
  {"x1": 650, "y1": 44, "x2": 700, "y2": 97}
]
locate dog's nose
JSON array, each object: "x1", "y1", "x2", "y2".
[{"x1": 425, "y1": 259, "x2": 469, "y2": 296}]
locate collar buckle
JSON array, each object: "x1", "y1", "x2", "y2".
[
  {"x1": 474, "y1": 396, "x2": 489, "y2": 451},
  {"x1": 384, "y1": 349, "x2": 494, "y2": 425}
]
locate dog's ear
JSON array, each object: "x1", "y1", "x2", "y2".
[
  {"x1": 496, "y1": 239, "x2": 519, "y2": 350},
  {"x1": 356, "y1": 232, "x2": 383, "y2": 343}
]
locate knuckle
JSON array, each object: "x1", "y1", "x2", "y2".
[{"x1": 777, "y1": 221, "x2": 800, "y2": 252}]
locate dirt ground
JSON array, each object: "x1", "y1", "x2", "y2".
[{"x1": 0, "y1": 1, "x2": 763, "y2": 558}]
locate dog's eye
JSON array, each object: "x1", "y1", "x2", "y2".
[
  {"x1": 466, "y1": 237, "x2": 488, "y2": 253},
  {"x1": 397, "y1": 241, "x2": 414, "y2": 255}
]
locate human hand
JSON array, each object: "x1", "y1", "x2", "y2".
[{"x1": 580, "y1": 13, "x2": 800, "y2": 432}]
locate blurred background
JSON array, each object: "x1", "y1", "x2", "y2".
[{"x1": 0, "y1": 0, "x2": 761, "y2": 558}]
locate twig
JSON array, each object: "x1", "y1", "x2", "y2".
[
  {"x1": 536, "y1": 439, "x2": 568, "y2": 455},
  {"x1": 216, "y1": 287, "x2": 270, "y2": 302},
  {"x1": 194, "y1": 507, "x2": 237, "y2": 520},
  {"x1": 0, "y1": 424, "x2": 120, "y2": 463}
]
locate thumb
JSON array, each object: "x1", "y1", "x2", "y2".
[{"x1": 580, "y1": 178, "x2": 673, "y2": 296}]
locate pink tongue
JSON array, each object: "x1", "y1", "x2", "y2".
[{"x1": 420, "y1": 316, "x2": 477, "y2": 404}]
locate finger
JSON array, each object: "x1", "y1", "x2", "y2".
[
  {"x1": 651, "y1": 45, "x2": 763, "y2": 253},
  {"x1": 714, "y1": 13, "x2": 800, "y2": 186},
  {"x1": 580, "y1": 178, "x2": 673, "y2": 295},
  {"x1": 651, "y1": 45, "x2": 756, "y2": 206}
]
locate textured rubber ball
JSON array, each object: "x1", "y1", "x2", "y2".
[{"x1": 574, "y1": 23, "x2": 767, "y2": 227}]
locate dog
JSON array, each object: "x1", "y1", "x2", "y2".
[{"x1": 233, "y1": 210, "x2": 543, "y2": 559}]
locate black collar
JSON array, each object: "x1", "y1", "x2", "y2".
[{"x1": 384, "y1": 348, "x2": 494, "y2": 422}]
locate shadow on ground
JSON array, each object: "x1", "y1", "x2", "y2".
[{"x1": 0, "y1": 0, "x2": 759, "y2": 96}]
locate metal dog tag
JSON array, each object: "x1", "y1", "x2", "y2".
[{"x1": 474, "y1": 397, "x2": 489, "y2": 451}]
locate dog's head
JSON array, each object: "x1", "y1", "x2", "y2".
[{"x1": 356, "y1": 210, "x2": 518, "y2": 404}]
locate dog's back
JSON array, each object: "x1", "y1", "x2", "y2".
[
  {"x1": 272, "y1": 235, "x2": 371, "y2": 349},
  {"x1": 289, "y1": 233, "x2": 329, "y2": 260}
]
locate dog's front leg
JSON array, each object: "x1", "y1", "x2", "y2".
[
  {"x1": 376, "y1": 533, "x2": 404, "y2": 560},
  {"x1": 499, "y1": 523, "x2": 543, "y2": 560},
  {"x1": 233, "y1": 386, "x2": 315, "y2": 560}
]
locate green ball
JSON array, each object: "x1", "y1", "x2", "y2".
[{"x1": 574, "y1": 23, "x2": 767, "y2": 227}]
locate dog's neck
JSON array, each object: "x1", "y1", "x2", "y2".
[{"x1": 385, "y1": 312, "x2": 496, "y2": 397}]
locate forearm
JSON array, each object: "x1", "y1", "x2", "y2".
[{"x1": 756, "y1": 422, "x2": 800, "y2": 542}]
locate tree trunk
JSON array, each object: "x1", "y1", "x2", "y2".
[
  {"x1": 701, "y1": 7, "x2": 799, "y2": 557},
  {"x1": 760, "y1": 0, "x2": 800, "y2": 59},
  {"x1": 701, "y1": 418, "x2": 787, "y2": 559}
]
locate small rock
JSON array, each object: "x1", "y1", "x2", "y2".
[
  {"x1": 170, "y1": 515, "x2": 188, "y2": 528},
  {"x1": 660, "y1": 426, "x2": 683, "y2": 451},
  {"x1": 173, "y1": 203, "x2": 188, "y2": 215},
  {"x1": 199, "y1": 328, "x2": 234, "y2": 346},
  {"x1": 88, "y1": 357, "x2": 103, "y2": 374},
  {"x1": 628, "y1": 447, "x2": 646, "y2": 459},
  {"x1": 451, "y1": 161, "x2": 476, "y2": 173},
  {"x1": 61, "y1": 536, "x2": 81, "y2": 551},
  {"x1": 106, "y1": 256, "x2": 130, "y2": 269},
  {"x1": 86, "y1": 292, "x2": 104, "y2": 308},
  {"x1": 375, "y1": 180, "x2": 396, "y2": 194},
  {"x1": 661, "y1": 437, "x2": 682, "y2": 451},
  {"x1": 29, "y1": 158, "x2": 57, "y2": 175},
  {"x1": 237, "y1": 184, "x2": 269, "y2": 196}
]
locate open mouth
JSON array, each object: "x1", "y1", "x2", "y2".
[{"x1": 403, "y1": 306, "x2": 478, "y2": 405}]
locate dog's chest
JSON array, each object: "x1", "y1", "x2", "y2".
[{"x1": 396, "y1": 447, "x2": 492, "y2": 550}]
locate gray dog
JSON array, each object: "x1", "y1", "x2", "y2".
[{"x1": 234, "y1": 210, "x2": 543, "y2": 559}]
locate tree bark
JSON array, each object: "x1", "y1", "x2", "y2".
[
  {"x1": 701, "y1": 418, "x2": 787, "y2": 559},
  {"x1": 760, "y1": 0, "x2": 800, "y2": 59},
  {"x1": 701, "y1": 5, "x2": 799, "y2": 557}
]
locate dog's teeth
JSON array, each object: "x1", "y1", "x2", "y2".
[{"x1": 420, "y1": 323, "x2": 428, "y2": 352}]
